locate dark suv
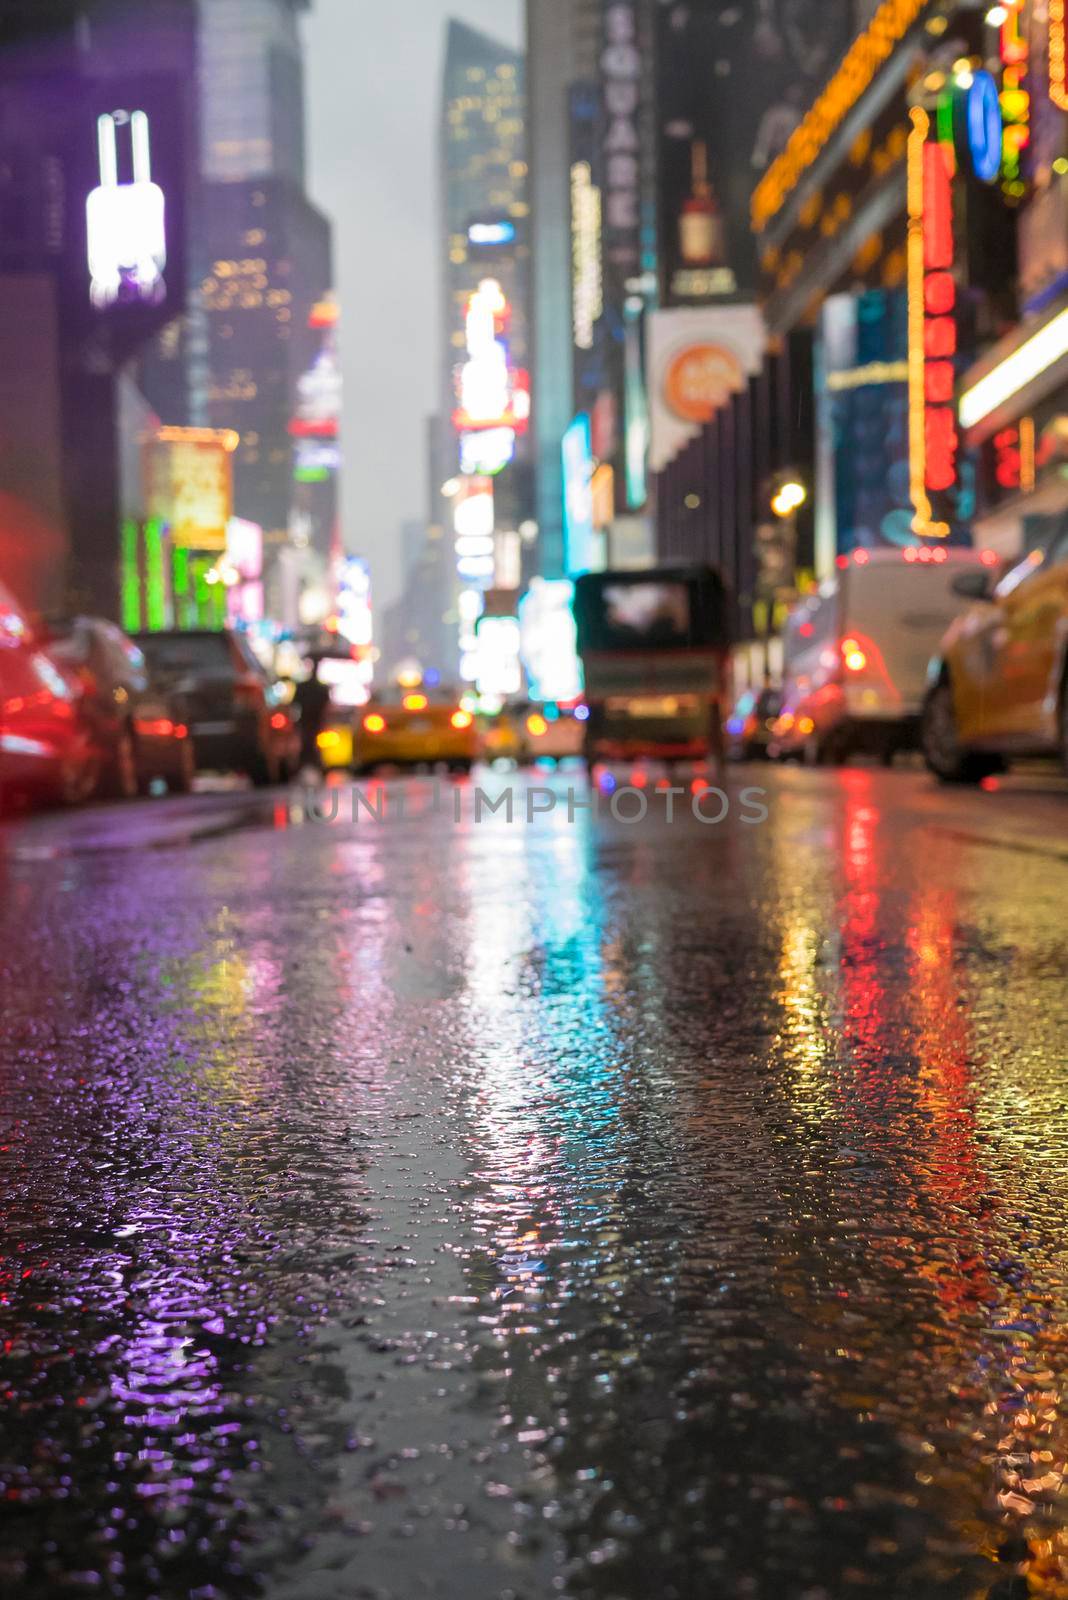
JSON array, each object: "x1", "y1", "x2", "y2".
[{"x1": 134, "y1": 629, "x2": 298, "y2": 786}]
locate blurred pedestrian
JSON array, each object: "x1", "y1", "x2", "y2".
[{"x1": 293, "y1": 657, "x2": 331, "y2": 777}]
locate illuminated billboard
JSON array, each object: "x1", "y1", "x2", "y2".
[
  {"x1": 646, "y1": 306, "x2": 765, "y2": 472},
  {"x1": 453, "y1": 278, "x2": 531, "y2": 436},
  {"x1": 474, "y1": 615, "x2": 522, "y2": 698},
  {"x1": 562, "y1": 414, "x2": 597, "y2": 577},
  {"x1": 519, "y1": 579, "x2": 583, "y2": 703},
  {"x1": 143, "y1": 427, "x2": 238, "y2": 551}
]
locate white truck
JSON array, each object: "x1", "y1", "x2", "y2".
[{"x1": 772, "y1": 545, "x2": 999, "y2": 765}]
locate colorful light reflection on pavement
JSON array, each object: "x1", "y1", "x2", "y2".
[{"x1": 0, "y1": 768, "x2": 1067, "y2": 1599}]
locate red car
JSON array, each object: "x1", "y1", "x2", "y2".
[
  {"x1": 44, "y1": 617, "x2": 196, "y2": 798},
  {"x1": 0, "y1": 584, "x2": 97, "y2": 813}
]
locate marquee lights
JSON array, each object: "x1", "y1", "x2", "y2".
[
  {"x1": 997, "y1": 3, "x2": 1030, "y2": 196},
  {"x1": 752, "y1": 0, "x2": 929, "y2": 232},
  {"x1": 571, "y1": 161, "x2": 604, "y2": 351},
  {"x1": 907, "y1": 106, "x2": 953, "y2": 537},
  {"x1": 87, "y1": 110, "x2": 166, "y2": 308},
  {"x1": 1051, "y1": 0, "x2": 1068, "y2": 111}
]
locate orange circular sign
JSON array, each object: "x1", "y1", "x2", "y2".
[{"x1": 663, "y1": 343, "x2": 744, "y2": 423}]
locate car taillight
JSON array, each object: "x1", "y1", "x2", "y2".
[
  {"x1": 270, "y1": 711, "x2": 288, "y2": 730},
  {"x1": 134, "y1": 717, "x2": 175, "y2": 738},
  {"x1": 841, "y1": 638, "x2": 868, "y2": 672}
]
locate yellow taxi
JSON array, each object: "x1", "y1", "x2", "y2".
[
  {"x1": 318, "y1": 691, "x2": 478, "y2": 774},
  {"x1": 922, "y1": 525, "x2": 1068, "y2": 782},
  {"x1": 478, "y1": 706, "x2": 525, "y2": 762}
]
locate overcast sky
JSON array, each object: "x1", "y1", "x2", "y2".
[{"x1": 302, "y1": 0, "x2": 521, "y2": 608}]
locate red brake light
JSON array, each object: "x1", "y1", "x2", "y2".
[
  {"x1": 981, "y1": 549, "x2": 999, "y2": 566},
  {"x1": 134, "y1": 717, "x2": 175, "y2": 738},
  {"x1": 270, "y1": 711, "x2": 288, "y2": 730}
]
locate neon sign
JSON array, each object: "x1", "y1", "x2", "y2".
[
  {"x1": 87, "y1": 110, "x2": 166, "y2": 308},
  {"x1": 468, "y1": 220, "x2": 516, "y2": 245},
  {"x1": 907, "y1": 107, "x2": 954, "y2": 537},
  {"x1": 601, "y1": 1, "x2": 642, "y2": 269},
  {"x1": 966, "y1": 72, "x2": 1004, "y2": 183}
]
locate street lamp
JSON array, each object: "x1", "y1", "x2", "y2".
[
  {"x1": 757, "y1": 474, "x2": 808, "y2": 681},
  {"x1": 770, "y1": 479, "x2": 807, "y2": 518}
]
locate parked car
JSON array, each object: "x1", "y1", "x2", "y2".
[
  {"x1": 44, "y1": 617, "x2": 195, "y2": 798},
  {"x1": 0, "y1": 584, "x2": 97, "y2": 812},
  {"x1": 771, "y1": 546, "x2": 999, "y2": 765},
  {"x1": 319, "y1": 691, "x2": 478, "y2": 774},
  {"x1": 922, "y1": 522, "x2": 1068, "y2": 782},
  {"x1": 725, "y1": 686, "x2": 782, "y2": 761},
  {"x1": 133, "y1": 629, "x2": 299, "y2": 786}
]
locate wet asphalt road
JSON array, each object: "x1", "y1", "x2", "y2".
[{"x1": 1, "y1": 764, "x2": 1067, "y2": 1600}]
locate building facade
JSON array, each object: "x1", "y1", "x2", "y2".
[
  {"x1": 650, "y1": 0, "x2": 1054, "y2": 684},
  {"x1": 0, "y1": 0, "x2": 199, "y2": 618},
  {"x1": 525, "y1": 0, "x2": 600, "y2": 577},
  {"x1": 439, "y1": 20, "x2": 530, "y2": 682},
  {"x1": 140, "y1": 0, "x2": 333, "y2": 565}
]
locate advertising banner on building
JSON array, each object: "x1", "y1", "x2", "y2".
[
  {"x1": 647, "y1": 305, "x2": 765, "y2": 472},
  {"x1": 143, "y1": 427, "x2": 236, "y2": 550},
  {"x1": 655, "y1": 1, "x2": 853, "y2": 309}
]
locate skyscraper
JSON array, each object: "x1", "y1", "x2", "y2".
[
  {"x1": 438, "y1": 19, "x2": 529, "y2": 678},
  {"x1": 142, "y1": 0, "x2": 333, "y2": 558},
  {"x1": 199, "y1": 0, "x2": 309, "y2": 185},
  {"x1": 440, "y1": 20, "x2": 528, "y2": 426},
  {"x1": 525, "y1": 0, "x2": 600, "y2": 578}
]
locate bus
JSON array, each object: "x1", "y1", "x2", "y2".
[{"x1": 572, "y1": 566, "x2": 732, "y2": 766}]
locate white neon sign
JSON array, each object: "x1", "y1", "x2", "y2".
[{"x1": 87, "y1": 110, "x2": 167, "y2": 309}]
